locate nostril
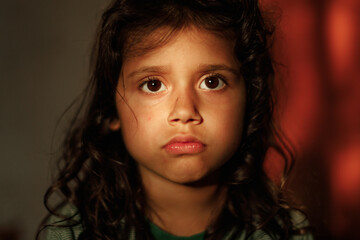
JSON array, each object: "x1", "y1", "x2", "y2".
[
  {"x1": 167, "y1": 96, "x2": 202, "y2": 124},
  {"x1": 173, "y1": 117, "x2": 201, "y2": 124}
]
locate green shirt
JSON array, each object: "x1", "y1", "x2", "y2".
[
  {"x1": 44, "y1": 206, "x2": 313, "y2": 240},
  {"x1": 149, "y1": 221, "x2": 205, "y2": 240},
  {"x1": 45, "y1": 224, "x2": 313, "y2": 240},
  {"x1": 45, "y1": 221, "x2": 313, "y2": 240}
]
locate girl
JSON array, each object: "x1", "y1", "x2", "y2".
[{"x1": 39, "y1": 0, "x2": 313, "y2": 239}]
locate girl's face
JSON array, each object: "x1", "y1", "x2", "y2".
[{"x1": 112, "y1": 27, "x2": 246, "y2": 184}]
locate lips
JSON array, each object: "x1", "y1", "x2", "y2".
[{"x1": 163, "y1": 136, "x2": 206, "y2": 155}]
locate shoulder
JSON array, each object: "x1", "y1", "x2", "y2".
[
  {"x1": 44, "y1": 204, "x2": 83, "y2": 240},
  {"x1": 252, "y1": 209, "x2": 313, "y2": 240},
  {"x1": 248, "y1": 229, "x2": 314, "y2": 240},
  {"x1": 45, "y1": 226, "x2": 81, "y2": 240},
  {"x1": 226, "y1": 210, "x2": 314, "y2": 240},
  {"x1": 246, "y1": 230, "x2": 314, "y2": 240},
  {"x1": 287, "y1": 209, "x2": 314, "y2": 240}
]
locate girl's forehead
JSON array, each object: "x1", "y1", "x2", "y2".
[
  {"x1": 123, "y1": 25, "x2": 234, "y2": 59},
  {"x1": 120, "y1": 26, "x2": 240, "y2": 82}
]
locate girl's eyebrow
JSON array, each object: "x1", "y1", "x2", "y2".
[
  {"x1": 197, "y1": 64, "x2": 240, "y2": 76},
  {"x1": 126, "y1": 66, "x2": 169, "y2": 79},
  {"x1": 125, "y1": 64, "x2": 240, "y2": 79}
]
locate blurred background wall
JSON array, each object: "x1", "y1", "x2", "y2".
[
  {"x1": 0, "y1": 0, "x2": 107, "y2": 239},
  {"x1": 0, "y1": 0, "x2": 359, "y2": 239},
  {"x1": 262, "y1": 0, "x2": 360, "y2": 239}
]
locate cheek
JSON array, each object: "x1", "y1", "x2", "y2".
[
  {"x1": 213, "y1": 113, "x2": 243, "y2": 142},
  {"x1": 117, "y1": 103, "x2": 163, "y2": 148},
  {"x1": 208, "y1": 96, "x2": 246, "y2": 144}
]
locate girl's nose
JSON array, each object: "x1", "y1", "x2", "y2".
[{"x1": 167, "y1": 90, "x2": 202, "y2": 125}]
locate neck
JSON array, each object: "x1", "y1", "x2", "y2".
[{"x1": 140, "y1": 168, "x2": 227, "y2": 236}]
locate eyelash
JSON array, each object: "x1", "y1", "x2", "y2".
[
  {"x1": 199, "y1": 73, "x2": 227, "y2": 90},
  {"x1": 139, "y1": 73, "x2": 228, "y2": 93},
  {"x1": 139, "y1": 76, "x2": 167, "y2": 94}
]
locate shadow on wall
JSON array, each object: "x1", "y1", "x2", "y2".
[{"x1": 0, "y1": 225, "x2": 20, "y2": 240}]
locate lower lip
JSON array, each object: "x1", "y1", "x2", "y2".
[{"x1": 164, "y1": 142, "x2": 205, "y2": 155}]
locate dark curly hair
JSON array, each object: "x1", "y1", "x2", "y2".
[{"x1": 38, "y1": 0, "x2": 310, "y2": 239}]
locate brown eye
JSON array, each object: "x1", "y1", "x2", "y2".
[
  {"x1": 141, "y1": 79, "x2": 167, "y2": 93},
  {"x1": 200, "y1": 75, "x2": 225, "y2": 90}
]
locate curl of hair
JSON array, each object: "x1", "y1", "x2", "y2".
[{"x1": 38, "y1": 1, "x2": 307, "y2": 239}]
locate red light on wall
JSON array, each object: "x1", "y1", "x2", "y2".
[
  {"x1": 331, "y1": 141, "x2": 360, "y2": 207},
  {"x1": 326, "y1": 1, "x2": 357, "y2": 81}
]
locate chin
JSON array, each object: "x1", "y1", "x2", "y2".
[
  {"x1": 168, "y1": 174, "x2": 205, "y2": 185},
  {"x1": 165, "y1": 168, "x2": 220, "y2": 186}
]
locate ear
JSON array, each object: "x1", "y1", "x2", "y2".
[{"x1": 109, "y1": 118, "x2": 121, "y2": 131}]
